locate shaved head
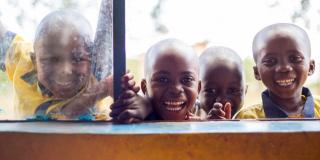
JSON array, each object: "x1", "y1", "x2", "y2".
[
  {"x1": 34, "y1": 10, "x2": 93, "y2": 52},
  {"x1": 199, "y1": 46, "x2": 243, "y2": 81},
  {"x1": 144, "y1": 39, "x2": 199, "y2": 78},
  {"x1": 252, "y1": 23, "x2": 310, "y2": 63}
]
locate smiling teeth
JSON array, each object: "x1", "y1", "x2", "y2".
[
  {"x1": 164, "y1": 101, "x2": 184, "y2": 112},
  {"x1": 276, "y1": 79, "x2": 294, "y2": 86},
  {"x1": 164, "y1": 101, "x2": 184, "y2": 105},
  {"x1": 55, "y1": 81, "x2": 72, "y2": 86},
  {"x1": 166, "y1": 106, "x2": 183, "y2": 112}
]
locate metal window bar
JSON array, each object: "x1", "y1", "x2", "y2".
[{"x1": 113, "y1": 0, "x2": 126, "y2": 100}]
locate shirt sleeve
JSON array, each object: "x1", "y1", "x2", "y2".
[
  {"x1": 0, "y1": 31, "x2": 16, "y2": 72},
  {"x1": 233, "y1": 104, "x2": 264, "y2": 119},
  {"x1": 3, "y1": 34, "x2": 33, "y2": 81}
]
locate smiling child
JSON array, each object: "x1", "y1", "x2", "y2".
[{"x1": 235, "y1": 23, "x2": 320, "y2": 119}]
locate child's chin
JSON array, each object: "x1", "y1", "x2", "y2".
[
  {"x1": 162, "y1": 112, "x2": 186, "y2": 121},
  {"x1": 52, "y1": 91, "x2": 76, "y2": 99}
]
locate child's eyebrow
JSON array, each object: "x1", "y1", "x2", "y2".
[
  {"x1": 153, "y1": 71, "x2": 170, "y2": 75},
  {"x1": 181, "y1": 71, "x2": 196, "y2": 76},
  {"x1": 286, "y1": 49, "x2": 303, "y2": 54},
  {"x1": 228, "y1": 82, "x2": 243, "y2": 86},
  {"x1": 181, "y1": 71, "x2": 195, "y2": 74},
  {"x1": 71, "y1": 48, "x2": 90, "y2": 56}
]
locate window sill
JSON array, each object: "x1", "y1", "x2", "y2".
[{"x1": 0, "y1": 120, "x2": 319, "y2": 160}]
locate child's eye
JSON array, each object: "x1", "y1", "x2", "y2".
[
  {"x1": 44, "y1": 57, "x2": 59, "y2": 63},
  {"x1": 155, "y1": 77, "x2": 169, "y2": 83},
  {"x1": 290, "y1": 55, "x2": 304, "y2": 63},
  {"x1": 204, "y1": 89, "x2": 217, "y2": 96},
  {"x1": 181, "y1": 76, "x2": 195, "y2": 85},
  {"x1": 73, "y1": 57, "x2": 82, "y2": 63},
  {"x1": 228, "y1": 88, "x2": 242, "y2": 96},
  {"x1": 262, "y1": 58, "x2": 276, "y2": 66},
  {"x1": 72, "y1": 56, "x2": 90, "y2": 63}
]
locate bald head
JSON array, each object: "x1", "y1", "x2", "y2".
[
  {"x1": 199, "y1": 46, "x2": 243, "y2": 80},
  {"x1": 252, "y1": 23, "x2": 310, "y2": 63},
  {"x1": 144, "y1": 39, "x2": 199, "y2": 78},
  {"x1": 34, "y1": 10, "x2": 93, "y2": 51}
]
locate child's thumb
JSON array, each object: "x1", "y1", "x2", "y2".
[{"x1": 224, "y1": 102, "x2": 232, "y2": 119}]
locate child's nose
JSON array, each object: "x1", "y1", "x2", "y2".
[
  {"x1": 215, "y1": 96, "x2": 229, "y2": 104},
  {"x1": 168, "y1": 83, "x2": 183, "y2": 96},
  {"x1": 276, "y1": 63, "x2": 293, "y2": 73},
  {"x1": 60, "y1": 62, "x2": 73, "y2": 75}
]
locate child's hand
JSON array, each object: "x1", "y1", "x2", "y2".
[
  {"x1": 0, "y1": 20, "x2": 6, "y2": 39},
  {"x1": 121, "y1": 72, "x2": 140, "y2": 93},
  {"x1": 186, "y1": 111, "x2": 202, "y2": 120},
  {"x1": 50, "y1": 72, "x2": 141, "y2": 120},
  {"x1": 207, "y1": 102, "x2": 232, "y2": 119},
  {"x1": 110, "y1": 71, "x2": 152, "y2": 123},
  {"x1": 110, "y1": 90, "x2": 152, "y2": 123},
  {"x1": 48, "y1": 74, "x2": 113, "y2": 120}
]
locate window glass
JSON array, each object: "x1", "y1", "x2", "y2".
[
  {"x1": 0, "y1": 0, "x2": 113, "y2": 120},
  {"x1": 0, "y1": 0, "x2": 319, "y2": 120}
]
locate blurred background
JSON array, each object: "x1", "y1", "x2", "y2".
[{"x1": 0, "y1": 0, "x2": 320, "y2": 119}]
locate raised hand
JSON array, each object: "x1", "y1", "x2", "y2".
[{"x1": 207, "y1": 102, "x2": 232, "y2": 119}]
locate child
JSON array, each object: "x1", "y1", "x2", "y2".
[
  {"x1": 198, "y1": 46, "x2": 247, "y2": 119},
  {"x1": 0, "y1": 10, "x2": 135, "y2": 120},
  {"x1": 110, "y1": 39, "x2": 201, "y2": 121},
  {"x1": 235, "y1": 23, "x2": 320, "y2": 119}
]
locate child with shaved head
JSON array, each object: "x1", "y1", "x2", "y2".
[
  {"x1": 0, "y1": 10, "x2": 135, "y2": 120},
  {"x1": 111, "y1": 39, "x2": 201, "y2": 121},
  {"x1": 235, "y1": 23, "x2": 320, "y2": 119},
  {"x1": 199, "y1": 46, "x2": 246, "y2": 119}
]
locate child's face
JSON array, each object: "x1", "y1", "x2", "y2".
[
  {"x1": 142, "y1": 51, "x2": 200, "y2": 120},
  {"x1": 199, "y1": 63, "x2": 244, "y2": 116},
  {"x1": 35, "y1": 32, "x2": 91, "y2": 99},
  {"x1": 254, "y1": 35, "x2": 314, "y2": 99}
]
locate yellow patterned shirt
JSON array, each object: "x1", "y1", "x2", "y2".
[{"x1": 1, "y1": 32, "x2": 110, "y2": 120}]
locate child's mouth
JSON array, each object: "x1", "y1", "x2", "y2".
[
  {"x1": 275, "y1": 78, "x2": 295, "y2": 87},
  {"x1": 54, "y1": 80, "x2": 73, "y2": 87},
  {"x1": 163, "y1": 101, "x2": 185, "y2": 112}
]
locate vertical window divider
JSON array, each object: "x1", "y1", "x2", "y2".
[{"x1": 113, "y1": 0, "x2": 126, "y2": 100}]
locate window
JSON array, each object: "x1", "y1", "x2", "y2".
[{"x1": 0, "y1": 0, "x2": 319, "y2": 120}]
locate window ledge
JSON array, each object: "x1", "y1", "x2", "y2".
[
  {"x1": 0, "y1": 120, "x2": 320, "y2": 134},
  {"x1": 1, "y1": 120, "x2": 320, "y2": 160}
]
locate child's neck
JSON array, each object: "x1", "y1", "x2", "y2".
[{"x1": 269, "y1": 89, "x2": 304, "y2": 115}]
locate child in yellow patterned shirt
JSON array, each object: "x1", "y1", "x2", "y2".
[{"x1": 0, "y1": 10, "x2": 135, "y2": 120}]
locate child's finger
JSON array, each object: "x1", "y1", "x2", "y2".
[
  {"x1": 110, "y1": 105, "x2": 137, "y2": 118},
  {"x1": 207, "y1": 108, "x2": 226, "y2": 119},
  {"x1": 224, "y1": 102, "x2": 232, "y2": 119},
  {"x1": 120, "y1": 90, "x2": 136, "y2": 99},
  {"x1": 110, "y1": 98, "x2": 134, "y2": 110},
  {"x1": 213, "y1": 102, "x2": 223, "y2": 109},
  {"x1": 117, "y1": 109, "x2": 141, "y2": 121},
  {"x1": 101, "y1": 75, "x2": 113, "y2": 97},
  {"x1": 121, "y1": 79, "x2": 135, "y2": 89},
  {"x1": 214, "y1": 102, "x2": 226, "y2": 117},
  {"x1": 109, "y1": 107, "x2": 125, "y2": 118},
  {"x1": 118, "y1": 117, "x2": 142, "y2": 124},
  {"x1": 121, "y1": 72, "x2": 134, "y2": 82},
  {"x1": 207, "y1": 103, "x2": 226, "y2": 119},
  {"x1": 132, "y1": 85, "x2": 140, "y2": 93},
  {"x1": 187, "y1": 111, "x2": 201, "y2": 120}
]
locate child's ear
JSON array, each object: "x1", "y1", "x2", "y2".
[
  {"x1": 253, "y1": 66, "x2": 261, "y2": 80},
  {"x1": 244, "y1": 84, "x2": 248, "y2": 95},
  {"x1": 141, "y1": 79, "x2": 147, "y2": 95},
  {"x1": 30, "y1": 52, "x2": 37, "y2": 70},
  {"x1": 308, "y1": 59, "x2": 315, "y2": 76},
  {"x1": 198, "y1": 81, "x2": 201, "y2": 93}
]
